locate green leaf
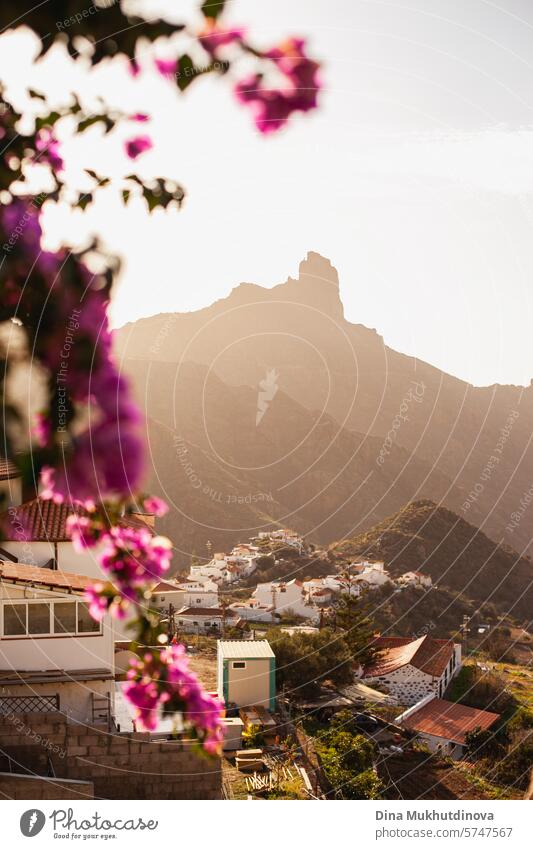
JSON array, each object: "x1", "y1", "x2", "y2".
[
  {"x1": 201, "y1": 0, "x2": 226, "y2": 20},
  {"x1": 176, "y1": 55, "x2": 198, "y2": 92}
]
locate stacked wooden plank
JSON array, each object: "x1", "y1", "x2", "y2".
[{"x1": 235, "y1": 748, "x2": 263, "y2": 772}]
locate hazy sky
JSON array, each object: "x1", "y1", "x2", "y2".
[{"x1": 3, "y1": 0, "x2": 533, "y2": 386}]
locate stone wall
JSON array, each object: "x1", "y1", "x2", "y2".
[
  {"x1": 364, "y1": 664, "x2": 440, "y2": 706},
  {"x1": 0, "y1": 713, "x2": 221, "y2": 800},
  {"x1": 0, "y1": 772, "x2": 93, "y2": 799}
]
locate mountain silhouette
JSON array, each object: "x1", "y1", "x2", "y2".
[{"x1": 116, "y1": 252, "x2": 533, "y2": 565}]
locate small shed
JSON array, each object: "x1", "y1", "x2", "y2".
[{"x1": 218, "y1": 640, "x2": 276, "y2": 711}]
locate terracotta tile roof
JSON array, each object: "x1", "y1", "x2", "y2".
[
  {"x1": 401, "y1": 698, "x2": 500, "y2": 745},
  {"x1": 364, "y1": 635, "x2": 455, "y2": 678},
  {"x1": 153, "y1": 581, "x2": 182, "y2": 593},
  {"x1": 0, "y1": 498, "x2": 152, "y2": 543},
  {"x1": 177, "y1": 607, "x2": 226, "y2": 617},
  {"x1": 0, "y1": 561, "x2": 93, "y2": 593},
  {"x1": 0, "y1": 457, "x2": 20, "y2": 481}
]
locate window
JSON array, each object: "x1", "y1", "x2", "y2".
[
  {"x1": 232, "y1": 661, "x2": 246, "y2": 669},
  {"x1": 3, "y1": 604, "x2": 26, "y2": 636},
  {"x1": 2, "y1": 600, "x2": 102, "y2": 637},
  {"x1": 77, "y1": 602, "x2": 100, "y2": 633},
  {"x1": 28, "y1": 603, "x2": 51, "y2": 635},
  {"x1": 53, "y1": 603, "x2": 77, "y2": 634}
]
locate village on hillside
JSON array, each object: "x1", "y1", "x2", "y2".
[{"x1": 0, "y1": 459, "x2": 531, "y2": 801}]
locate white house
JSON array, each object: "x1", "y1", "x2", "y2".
[
  {"x1": 255, "y1": 529, "x2": 303, "y2": 552},
  {"x1": 175, "y1": 607, "x2": 241, "y2": 635},
  {"x1": 253, "y1": 579, "x2": 318, "y2": 622},
  {"x1": 229, "y1": 600, "x2": 278, "y2": 624},
  {"x1": 354, "y1": 561, "x2": 392, "y2": 590},
  {"x1": 217, "y1": 640, "x2": 276, "y2": 711},
  {"x1": 398, "y1": 571, "x2": 433, "y2": 589},
  {"x1": 302, "y1": 579, "x2": 333, "y2": 605},
  {"x1": 322, "y1": 574, "x2": 361, "y2": 597},
  {"x1": 0, "y1": 493, "x2": 153, "y2": 579},
  {"x1": 397, "y1": 694, "x2": 500, "y2": 759},
  {"x1": 189, "y1": 555, "x2": 230, "y2": 585},
  {"x1": 151, "y1": 580, "x2": 219, "y2": 614},
  {"x1": 0, "y1": 561, "x2": 115, "y2": 725},
  {"x1": 361, "y1": 635, "x2": 462, "y2": 705}
]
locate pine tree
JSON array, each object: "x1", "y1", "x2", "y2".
[{"x1": 334, "y1": 594, "x2": 382, "y2": 669}]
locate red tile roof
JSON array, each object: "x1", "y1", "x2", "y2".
[
  {"x1": 0, "y1": 457, "x2": 20, "y2": 481},
  {"x1": 0, "y1": 498, "x2": 152, "y2": 542},
  {"x1": 364, "y1": 635, "x2": 455, "y2": 678},
  {"x1": 153, "y1": 581, "x2": 182, "y2": 593},
  {"x1": 401, "y1": 698, "x2": 500, "y2": 745},
  {"x1": 177, "y1": 607, "x2": 236, "y2": 617},
  {"x1": 0, "y1": 561, "x2": 93, "y2": 593}
]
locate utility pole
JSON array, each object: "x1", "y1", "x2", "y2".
[
  {"x1": 461, "y1": 614, "x2": 471, "y2": 655},
  {"x1": 221, "y1": 597, "x2": 227, "y2": 638},
  {"x1": 167, "y1": 603, "x2": 176, "y2": 640}
]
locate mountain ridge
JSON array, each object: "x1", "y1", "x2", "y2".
[
  {"x1": 330, "y1": 499, "x2": 532, "y2": 623},
  {"x1": 116, "y1": 252, "x2": 533, "y2": 557}
]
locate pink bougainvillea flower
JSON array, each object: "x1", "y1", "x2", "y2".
[
  {"x1": 35, "y1": 127, "x2": 64, "y2": 172},
  {"x1": 84, "y1": 582, "x2": 131, "y2": 621},
  {"x1": 130, "y1": 113, "x2": 150, "y2": 123},
  {"x1": 33, "y1": 412, "x2": 51, "y2": 447},
  {"x1": 154, "y1": 58, "x2": 177, "y2": 78},
  {"x1": 125, "y1": 135, "x2": 153, "y2": 160},
  {"x1": 235, "y1": 37, "x2": 321, "y2": 134},
  {"x1": 200, "y1": 23, "x2": 245, "y2": 55},
  {"x1": 84, "y1": 584, "x2": 110, "y2": 622},
  {"x1": 128, "y1": 58, "x2": 141, "y2": 78},
  {"x1": 143, "y1": 496, "x2": 168, "y2": 517},
  {"x1": 99, "y1": 526, "x2": 172, "y2": 601},
  {"x1": 123, "y1": 646, "x2": 225, "y2": 749}
]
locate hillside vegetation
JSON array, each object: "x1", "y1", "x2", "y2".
[{"x1": 331, "y1": 500, "x2": 532, "y2": 623}]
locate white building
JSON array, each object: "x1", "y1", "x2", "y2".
[
  {"x1": 189, "y1": 554, "x2": 232, "y2": 585},
  {"x1": 0, "y1": 492, "x2": 153, "y2": 580},
  {"x1": 175, "y1": 607, "x2": 241, "y2": 635},
  {"x1": 322, "y1": 575, "x2": 361, "y2": 597},
  {"x1": 354, "y1": 561, "x2": 392, "y2": 590},
  {"x1": 361, "y1": 635, "x2": 462, "y2": 706},
  {"x1": 397, "y1": 695, "x2": 500, "y2": 759},
  {"x1": 253, "y1": 579, "x2": 318, "y2": 622},
  {"x1": 217, "y1": 640, "x2": 276, "y2": 711},
  {"x1": 255, "y1": 529, "x2": 304, "y2": 551},
  {"x1": 229, "y1": 600, "x2": 278, "y2": 624},
  {"x1": 0, "y1": 561, "x2": 115, "y2": 725},
  {"x1": 398, "y1": 571, "x2": 433, "y2": 589},
  {"x1": 152, "y1": 580, "x2": 219, "y2": 614},
  {"x1": 302, "y1": 579, "x2": 333, "y2": 605}
]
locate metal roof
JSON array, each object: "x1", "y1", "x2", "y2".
[{"x1": 218, "y1": 640, "x2": 275, "y2": 659}]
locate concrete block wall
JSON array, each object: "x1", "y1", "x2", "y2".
[
  {"x1": 0, "y1": 713, "x2": 221, "y2": 800},
  {"x1": 0, "y1": 773, "x2": 94, "y2": 799}
]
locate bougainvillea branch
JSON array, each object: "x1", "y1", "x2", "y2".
[{"x1": 0, "y1": 0, "x2": 321, "y2": 749}]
